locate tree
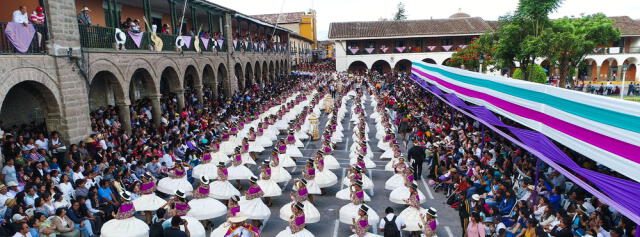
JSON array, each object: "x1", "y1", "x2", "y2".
[
  {"x1": 513, "y1": 64, "x2": 547, "y2": 84},
  {"x1": 393, "y1": 2, "x2": 407, "y2": 21},
  {"x1": 541, "y1": 14, "x2": 620, "y2": 86},
  {"x1": 447, "y1": 34, "x2": 498, "y2": 71}
]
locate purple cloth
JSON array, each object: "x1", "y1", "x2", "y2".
[
  {"x1": 222, "y1": 169, "x2": 228, "y2": 175},
  {"x1": 235, "y1": 155, "x2": 242, "y2": 161},
  {"x1": 181, "y1": 36, "x2": 192, "y2": 48},
  {"x1": 307, "y1": 168, "x2": 315, "y2": 175},
  {"x1": 216, "y1": 39, "x2": 224, "y2": 47},
  {"x1": 201, "y1": 38, "x2": 209, "y2": 50},
  {"x1": 203, "y1": 153, "x2": 212, "y2": 161},
  {"x1": 324, "y1": 147, "x2": 331, "y2": 153},
  {"x1": 429, "y1": 220, "x2": 437, "y2": 230},
  {"x1": 279, "y1": 145, "x2": 286, "y2": 151},
  {"x1": 359, "y1": 219, "x2": 368, "y2": 228},
  {"x1": 175, "y1": 202, "x2": 189, "y2": 211},
  {"x1": 295, "y1": 215, "x2": 305, "y2": 226},
  {"x1": 140, "y1": 182, "x2": 154, "y2": 192},
  {"x1": 231, "y1": 206, "x2": 240, "y2": 216},
  {"x1": 266, "y1": 169, "x2": 271, "y2": 175},
  {"x1": 356, "y1": 191, "x2": 364, "y2": 199},
  {"x1": 198, "y1": 186, "x2": 209, "y2": 195},
  {"x1": 128, "y1": 31, "x2": 144, "y2": 48},
  {"x1": 287, "y1": 136, "x2": 295, "y2": 141},
  {"x1": 4, "y1": 22, "x2": 35, "y2": 53},
  {"x1": 298, "y1": 188, "x2": 308, "y2": 196},
  {"x1": 248, "y1": 187, "x2": 261, "y2": 194},
  {"x1": 119, "y1": 203, "x2": 134, "y2": 213}
]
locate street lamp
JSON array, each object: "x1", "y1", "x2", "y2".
[
  {"x1": 478, "y1": 55, "x2": 485, "y2": 73},
  {"x1": 621, "y1": 63, "x2": 628, "y2": 99}
]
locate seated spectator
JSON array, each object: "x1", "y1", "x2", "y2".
[
  {"x1": 29, "y1": 6, "x2": 45, "y2": 25},
  {"x1": 12, "y1": 6, "x2": 28, "y2": 26}
]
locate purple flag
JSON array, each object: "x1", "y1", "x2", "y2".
[
  {"x1": 128, "y1": 31, "x2": 144, "y2": 48},
  {"x1": 4, "y1": 22, "x2": 35, "y2": 53},
  {"x1": 365, "y1": 47, "x2": 375, "y2": 54},
  {"x1": 181, "y1": 36, "x2": 192, "y2": 49},
  {"x1": 459, "y1": 45, "x2": 467, "y2": 49},
  {"x1": 380, "y1": 46, "x2": 389, "y2": 53},
  {"x1": 216, "y1": 39, "x2": 224, "y2": 48},
  {"x1": 442, "y1": 45, "x2": 452, "y2": 51},
  {"x1": 201, "y1": 38, "x2": 210, "y2": 50},
  {"x1": 427, "y1": 46, "x2": 436, "y2": 51},
  {"x1": 396, "y1": 46, "x2": 405, "y2": 53},
  {"x1": 349, "y1": 47, "x2": 359, "y2": 54}
]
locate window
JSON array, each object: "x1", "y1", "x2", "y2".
[
  {"x1": 441, "y1": 38, "x2": 452, "y2": 46},
  {"x1": 395, "y1": 40, "x2": 405, "y2": 47}
]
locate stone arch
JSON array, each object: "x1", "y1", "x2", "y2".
[
  {"x1": 348, "y1": 61, "x2": 368, "y2": 74},
  {"x1": 217, "y1": 63, "x2": 228, "y2": 96},
  {"x1": 371, "y1": 60, "x2": 392, "y2": 74},
  {"x1": 254, "y1": 61, "x2": 262, "y2": 85},
  {"x1": 125, "y1": 58, "x2": 157, "y2": 86},
  {"x1": 623, "y1": 57, "x2": 637, "y2": 81},
  {"x1": 0, "y1": 70, "x2": 63, "y2": 134},
  {"x1": 600, "y1": 58, "x2": 618, "y2": 81},
  {"x1": 129, "y1": 68, "x2": 157, "y2": 102},
  {"x1": 202, "y1": 64, "x2": 217, "y2": 98},
  {"x1": 159, "y1": 67, "x2": 182, "y2": 96},
  {"x1": 183, "y1": 65, "x2": 200, "y2": 91},
  {"x1": 269, "y1": 61, "x2": 275, "y2": 82},
  {"x1": 394, "y1": 59, "x2": 412, "y2": 73},
  {"x1": 441, "y1": 58, "x2": 451, "y2": 65},
  {"x1": 262, "y1": 61, "x2": 268, "y2": 84},
  {"x1": 245, "y1": 62, "x2": 254, "y2": 88},
  {"x1": 234, "y1": 63, "x2": 244, "y2": 91},
  {"x1": 89, "y1": 70, "x2": 127, "y2": 111},
  {"x1": 422, "y1": 58, "x2": 436, "y2": 64}
]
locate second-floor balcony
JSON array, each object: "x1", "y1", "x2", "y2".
[
  {"x1": 0, "y1": 22, "x2": 48, "y2": 54},
  {"x1": 592, "y1": 47, "x2": 640, "y2": 55}
]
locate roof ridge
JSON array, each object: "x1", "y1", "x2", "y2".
[{"x1": 330, "y1": 17, "x2": 484, "y2": 25}]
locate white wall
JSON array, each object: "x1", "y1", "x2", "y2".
[{"x1": 336, "y1": 47, "x2": 454, "y2": 72}]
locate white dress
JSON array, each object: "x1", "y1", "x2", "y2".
[
  {"x1": 238, "y1": 196, "x2": 271, "y2": 220},
  {"x1": 157, "y1": 176, "x2": 193, "y2": 195},
  {"x1": 279, "y1": 200, "x2": 321, "y2": 223},
  {"x1": 132, "y1": 193, "x2": 166, "y2": 212},
  {"x1": 336, "y1": 188, "x2": 371, "y2": 201},
  {"x1": 338, "y1": 203, "x2": 380, "y2": 226},
  {"x1": 389, "y1": 187, "x2": 427, "y2": 205},
  {"x1": 257, "y1": 177, "x2": 282, "y2": 197},
  {"x1": 192, "y1": 162, "x2": 218, "y2": 180},
  {"x1": 276, "y1": 227, "x2": 315, "y2": 237},
  {"x1": 341, "y1": 175, "x2": 374, "y2": 190},
  {"x1": 209, "y1": 180, "x2": 241, "y2": 200},
  {"x1": 315, "y1": 168, "x2": 338, "y2": 188},
  {"x1": 227, "y1": 164, "x2": 254, "y2": 180},
  {"x1": 162, "y1": 216, "x2": 206, "y2": 237},
  {"x1": 187, "y1": 190, "x2": 227, "y2": 220},
  {"x1": 279, "y1": 153, "x2": 297, "y2": 168},
  {"x1": 286, "y1": 144, "x2": 304, "y2": 158},
  {"x1": 399, "y1": 206, "x2": 427, "y2": 231},
  {"x1": 323, "y1": 154, "x2": 341, "y2": 170},
  {"x1": 101, "y1": 217, "x2": 149, "y2": 237},
  {"x1": 384, "y1": 174, "x2": 404, "y2": 190}
]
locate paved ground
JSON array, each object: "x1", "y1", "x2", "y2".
[{"x1": 200, "y1": 94, "x2": 463, "y2": 236}]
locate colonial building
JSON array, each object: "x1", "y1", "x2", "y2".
[
  {"x1": 329, "y1": 13, "x2": 639, "y2": 82},
  {"x1": 0, "y1": 0, "x2": 291, "y2": 144},
  {"x1": 290, "y1": 33, "x2": 314, "y2": 66},
  {"x1": 318, "y1": 40, "x2": 335, "y2": 61},
  {"x1": 253, "y1": 11, "x2": 318, "y2": 66}
]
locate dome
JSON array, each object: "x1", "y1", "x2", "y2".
[{"x1": 449, "y1": 12, "x2": 471, "y2": 18}]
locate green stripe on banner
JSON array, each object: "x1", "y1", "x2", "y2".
[{"x1": 412, "y1": 62, "x2": 640, "y2": 134}]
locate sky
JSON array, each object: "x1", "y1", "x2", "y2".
[{"x1": 209, "y1": 0, "x2": 640, "y2": 40}]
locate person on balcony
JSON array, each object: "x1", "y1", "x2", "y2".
[
  {"x1": 77, "y1": 7, "x2": 92, "y2": 25},
  {"x1": 12, "y1": 6, "x2": 29, "y2": 27},
  {"x1": 29, "y1": 7, "x2": 45, "y2": 25}
]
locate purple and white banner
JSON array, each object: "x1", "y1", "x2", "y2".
[
  {"x1": 459, "y1": 45, "x2": 467, "y2": 49},
  {"x1": 396, "y1": 46, "x2": 406, "y2": 53},
  {"x1": 427, "y1": 46, "x2": 437, "y2": 51},
  {"x1": 365, "y1": 47, "x2": 375, "y2": 54},
  {"x1": 442, "y1": 45, "x2": 452, "y2": 51},
  {"x1": 128, "y1": 31, "x2": 144, "y2": 48},
  {"x1": 349, "y1": 47, "x2": 359, "y2": 54},
  {"x1": 202, "y1": 38, "x2": 210, "y2": 50},
  {"x1": 380, "y1": 46, "x2": 389, "y2": 53},
  {"x1": 181, "y1": 36, "x2": 192, "y2": 49},
  {"x1": 4, "y1": 22, "x2": 35, "y2": 53}
]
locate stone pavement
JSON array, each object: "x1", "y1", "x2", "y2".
[{"x1": 201, "y1": 93, "x2": 463, "y2": 236}]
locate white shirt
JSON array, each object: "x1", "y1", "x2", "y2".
[
  {"x1": 12, "y1": 232, "x2": 32, "y2": 237},
  {"x1": 378, "y1": 213, "x2": 405, "y2": 232},
  {"x1": 35, "y1": 138, "x2": 49, "y2": 151},
  {"x1": 12, "y1": 10, "x2": 28, "y2": 24}
]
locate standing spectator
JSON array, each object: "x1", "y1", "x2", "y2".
[
  {"x1": 378, "y1": 206, "x2": 405, "y2": 236},
  {"x1": 12, "y1": 222, "x2": 30, "y2": 237},
  {"x1": 29, "y1": 6, "x2": 45, "y2": 25},
  {"x1": 466, "y1": 213, "x2": 486, "y2": 237},
  {"x1": 407, "y1": 140, "x2": 426, "y2": 179},
  {"x1": 161, "y1": 24, "x2": 171, "y2": 34},
  {"x1": 77, "y1": 7, "x2": 92, "y2": 25},
  {"x1": 165, "y1": 216, "x2": 189, "y2": 237},
  {"x1": 12, "y1": 6, "x2": 29, "y2": 26}
]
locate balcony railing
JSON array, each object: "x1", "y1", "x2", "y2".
[
  {"x1": 592, "y1": 47, "x2": 640, "y2": 54},
  {"x1": 346, "y1": 45, "x2": 460, "y2": 55},
  {"x1": 0, "y1": 22, "x2": 48, "y2": 54}
]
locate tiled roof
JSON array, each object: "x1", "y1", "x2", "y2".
[
  {"x1": 610, "y1": 16, "x2": 640, "y2": 36},
  {"x1": 328, "y1": 17, "x2": 494, "y2": 39},
  {"x1": 251, "y1": 12, "x2": 306, "y2": 24}
]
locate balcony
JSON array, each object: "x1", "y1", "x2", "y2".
[
  {"x1": 592, "y1": 47, "x2": 640, "y2": 55},
  {"x1": 345, "y1": 45, "x2": 460, "y2": 55},
  {"x1": 232, "y1": 39, "x2": 288, "y2": 54},
  {"x1": 0, "y1": 22, "x2": 48, "y2": 54}
]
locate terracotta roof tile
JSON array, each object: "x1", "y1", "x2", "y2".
[
  {"x1": 329, "y1": 17, "x2": 493, "y2": 39},
  {"x1": 609, "y1": 16, "x2": 640, "y2": 36},
  {"x1": 251, "y1": 12, "x2": 306, "y2": 24}
]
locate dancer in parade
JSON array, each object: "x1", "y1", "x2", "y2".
[
  {"x1": 209, "y1": 162, "x2": 241, "y2": 200},
  {"x1": 276, "y1": 202, "x2": 315, "y2": 237},
  {"x1": 132, "y1": 172, "x2": 166, "y2": 224},
  {"x1": 100, "y1": 191, "x2": 149, "y2": 237}
]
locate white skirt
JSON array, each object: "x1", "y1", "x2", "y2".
[
  {"x1": 210, "y1": 152, "x2": 230, "y2": 164},
  {"x1": 271, "y1": 166, "x2": 292, "y2": 183},
  {"x1": 162, "y1": 216, "x2": 206, "y2": 237},
  {"x1": 389, "y1": 186, "x2": 427, "y2": 205},
  {"x1": 399, "y1": 207, "x2": 427, "y2": 231},
  {"x1": 385, "y1": 159, "x2": 399, "y2": 171},
  {"x1": 220, "y1": 141, "x2": 237, "y2": 156},
  {"x1": 296, "y1": 131, "x2": 309, "y2": 141},
  {"x1": 349, "y1": 233, "x2": 382, "y2": 237},
  {"x1": 315, "y1": 169, "x2": 338, "y2": 188},
  {"x1": 338, "y1": 203, "x2": 380, "y2": 225},
  {"x1": 192, "y1": 162, "x2": 218, "y2": 180},
  {"x1": 342, "y1": 176, "x2": 374, "y2": 190},
  {"x1": 157, "y1": 176, "x2": 193, "y2": 195},
  {"x1": 101, "y1": 217, "x2": 149, "y2": 237},
  {"x1": 187, "y1": 197, "x2": 227, "y2": 220},
  {"x1": 335, "y1": 188, "x2": 371, "y2": 201},
  {"x1": 324, "y1": 155, "x2": 341, "y2": 170},
  {"x1": 256, "y1": 135, "x2": 273, "y2": 147},
  {"x1": 279, "y1": 200, "x2": 321, "y2": 223},
  {"x1": 286, "y1": 144, "x2": 304, "y2": 158},
  {"x1": 132, "y1": 193, "x2": 166, "y2": 211},
  {"x1": 209, "y1": 222, "x2": 232, "y2": 237},
  {"x1": 209, "y1": 181, "x2": 241, "y2": 200},
  {"x1": 380, "y1": 149, "x2": 394, "y2": 160},
  {"x1": 257, "y1": 179, "x2": 282, "y2": 197},
  {"x1": 384, "y1": 174, "x2": 404, "y2": 191},
  {"x1": 280, "y1": 154, "x2": 297, "y2": 168},
  {"x1": 240, "y1": 153, "x2": 256, "y2": 166},
  {"x1": 249, "y1": 142, "x2": 265, "y2": 152},
  {"x1": 377, "y1": 140, "x2": 391, "y2": 151},
  {"x1": 227, "y1": 165, "x2": 254, "y2": 180},
  {"x1": 276, "y1": 227, "x2": 315, "y2": 237},
  {"x1": 306, "y1": 179, "x2": 322, "y2": 195},
  {"x1": 349, "y1": 156, "x2": 376, "y2": 169},
  {"x1": 238, "y1": 196, "x2": 271, "y2": 220}
]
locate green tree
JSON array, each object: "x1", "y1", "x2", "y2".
[
  {"x1": 447, "y1": 34, "x2": 498, "y2": 71},
  {"x1": 393, "y1": 2, "x2": 407, "y2": 21},
  {"x1": 513, "y1": 64, "x2": 547, "y2": 84},
  {"x1": 542, "y1": 14, "x2": 620, "y2": 86}
]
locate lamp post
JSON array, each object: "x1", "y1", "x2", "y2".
[
  {"x1": 478, "y1": 55, "x2": 485, "y2": 73},
  {"x1": 621, "y1": 63, "x2": 628, "y2": 99}
]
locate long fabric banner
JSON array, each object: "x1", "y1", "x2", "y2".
[
  {"x1": 4, "y1": 22, "x2": 35, "y2": 53},
  {"x1": 408, "y1": 70, "x2": 640, "y2": 224},
  {"x1": 410, "y1": 61, "x2": 640, "y2": 183}
]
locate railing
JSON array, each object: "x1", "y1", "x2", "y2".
[
  {"x1": 0, "y1": 22, "x2": 48, "y2": 54},
  {"x1": 78, "y1": 24, "x2": 116, "y2": 49},
  {"x1": 592, "y1": 47, "x2": 640, "y2": 54},
  {"x1": 346, "y1": 45, "x2": 459, "y2": 55},
  {"x1": 233, "y1": 39, "x2": 287, "y2": 54}
]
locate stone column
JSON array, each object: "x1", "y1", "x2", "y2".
[
  {"x1": 117, "y1": 102, "x2": 132, "y2": 135},
  {"x1": 194, "y1": 85, "x2": 204, "y2": 104},
  {"x1": 150, "y1": 95, "x2": 162, "y2": 128},
  {"x1": 175, "y1": 90, "x2": 185, "y2": 111},
  {"x1": 223, "y1": 13, "x2": 237, "y2": 96}
]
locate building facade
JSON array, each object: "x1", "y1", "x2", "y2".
[
  {"x1": 0, "y1": 0, "x2": 291, "y2": 144},
  {"x1": 329, "y1": 13, "x2": 640, "y2": 82},
  {"x1": 253, "y1": 11, "x2": 318, "y2": 66},
  {"x1": 290, "y1": 33, "x2": 314, "y2": 66},
  {"x1": 317, "y1": 40, "x2": 335, "y2": 61}
]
